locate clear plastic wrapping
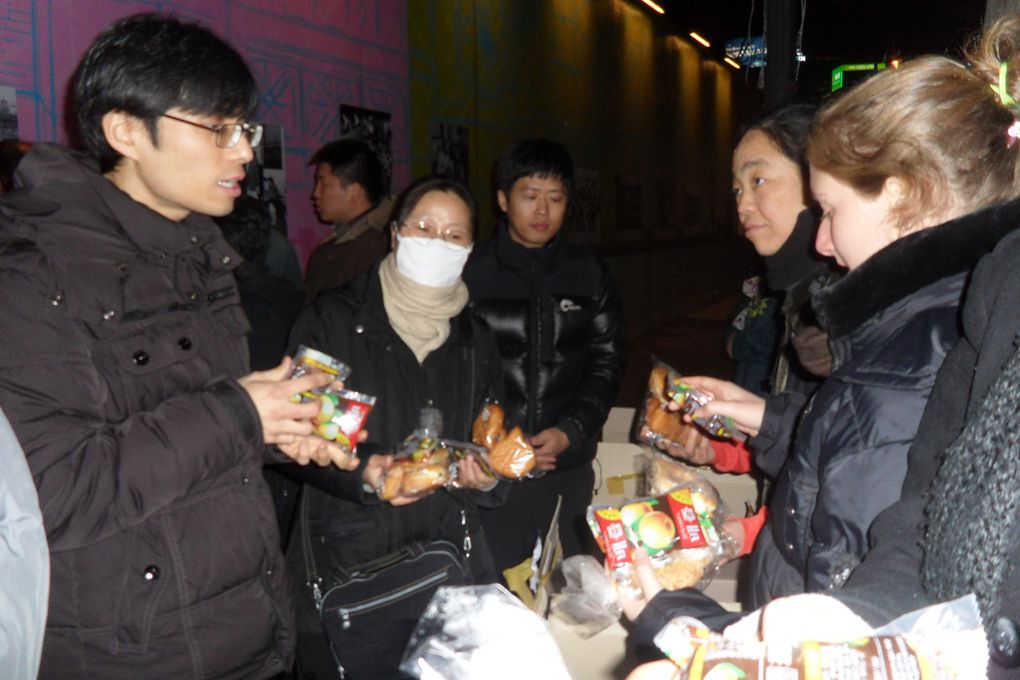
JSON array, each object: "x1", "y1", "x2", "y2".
[
  {"x1": 633, "y1": 359, "x2": 744, "y2": 449},
  {"x1": 289, "y1": 345, "x2": 373, "y2": 453},
  {"x1": 587, "y1": 476, "x2": 738, "y2": 598},
  {"x1": 399, "y1": 585, "x2": 572, "y2": 679},
  {"x1": 469, "y1": 401, "x2": 537, "y2": 479},
  {"x1": 548, "y1": 555, "x2": 622, "y2": 638}
]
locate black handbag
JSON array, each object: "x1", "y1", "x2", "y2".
[{"x1": 299, "y1": 493, "x2": 472, "y2": 680}]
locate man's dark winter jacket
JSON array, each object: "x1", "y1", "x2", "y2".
[
  {"x1": 0, "y1": 145, "x2": 294, "y2": 679},
  {"x1": 836, "y1": 198, "x2": 1020, "y2": 678},
  {"x1": 463, "y1": 226, "x2": 626, "y2": 469}
]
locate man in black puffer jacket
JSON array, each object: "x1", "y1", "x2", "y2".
[{"x1": 464, "y1": 139, "x2": 626, "y2": 576}]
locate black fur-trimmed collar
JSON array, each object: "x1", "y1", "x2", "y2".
[{"x1": 814, "y1": 197, "x2": 1020, "y2": 339}]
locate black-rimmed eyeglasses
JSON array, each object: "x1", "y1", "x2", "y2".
[{"x1": 161, "y1": 113, "x2": 263, "y2": 149}]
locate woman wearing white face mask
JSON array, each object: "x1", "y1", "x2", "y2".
[{"x1": 282, "y1": 177, "x2": 507, "y2": 680}]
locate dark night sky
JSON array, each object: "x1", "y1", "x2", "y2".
[{"x1": 655, "y1": 0, "x2": 987, "y2": 100}]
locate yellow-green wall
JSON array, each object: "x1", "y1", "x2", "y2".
[
  {"x1": 409, "y1": 0, "x2": 758, "y2": 243},
  {"x1": 409, "y1": 0, "x2": 761, "y2": 336}
]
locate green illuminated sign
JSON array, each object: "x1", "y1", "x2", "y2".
[{"x1": 831, "y1": 63, "x2": 888, "y2": 91}]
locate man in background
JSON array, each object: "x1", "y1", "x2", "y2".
[
  {"x1": 464, "y1": 138, "x2": 626, "y2": 580},
  {"x1": 303, "y1": 139, "x2": 392, "y2": 300}
]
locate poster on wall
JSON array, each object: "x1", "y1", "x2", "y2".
[
  {"x1": 244, "y1": 124, "x2": 287, "y2": 234},
  {"x1": 339, "y1": 104, "x2": 392, "y2": 194},
  {"x1": 429, "y1": 122, "x2": 469, "y2": 185},
  {"x1": 0, "y1": 86, "x2": 18, "y2": 140},
  {"x1": 567, "y1": 167, "x2": 600, "y2": 237}
]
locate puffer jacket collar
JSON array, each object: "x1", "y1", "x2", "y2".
[
  {"x1": 492, "y1": 221, "x2": 563, "y2": 276},
  {"x1": 814, "y1": 197, "x2": 1020, "y2": 341},
  {"x1": 10, "y1": 143, "x2": 231, "y2": 261}
]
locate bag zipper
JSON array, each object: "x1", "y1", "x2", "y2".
[{"x1": 323, "y1": 568, "x2": 451, "y2": 630}]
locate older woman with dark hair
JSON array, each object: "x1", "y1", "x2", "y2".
[{"x1": 283, "y1": 176, "x2": 505, "y2": 680}]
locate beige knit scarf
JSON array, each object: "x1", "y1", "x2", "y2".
[{"x1": 378, "y1": 253, "x2": 469, "y2": 364}]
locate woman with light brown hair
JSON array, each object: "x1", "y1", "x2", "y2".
[{"x1": 624, "y1": 18, "x2": 1020, "y2": 676}]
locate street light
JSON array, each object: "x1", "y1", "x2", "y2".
[{"x1": 689, "y1": 32, "x2": 711, "y2": 48}]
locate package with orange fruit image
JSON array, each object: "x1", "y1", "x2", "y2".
[{"x1": 587, "y1": 481, "x2": 736, "y2": 597}]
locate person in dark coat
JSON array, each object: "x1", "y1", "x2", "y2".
[
  {"x1": 463, "y1": 138, "x2": 627, "y2": 578},
  {"x1": 284, "y1": 176, "x2": 505, "y2": 680},
  {"x1": 664, "y1": 105, "x2": 836, "y2": 481},
  {"x1": 303, "y1": 139, "x2": 392, "y2": 301},
  {"x1": 0, "y1": 14, "x2": 355, "y2": 680},
  {"x1": 217, "y1": 195, "x2": 307, "y2": 547},
  {"x1": 751, "y1": 19, "x2": 1020, "y2": 678},
  {"x1": 623, "y1": 17, "x2": 1020, "y2": 667}
]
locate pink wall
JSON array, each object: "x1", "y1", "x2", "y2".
[{"x1": 0, "y1": 0, "x2": 409, "y2": 266}]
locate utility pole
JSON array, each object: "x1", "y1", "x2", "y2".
[{"x1": 765, "y1": 0, "x2": 798, "y2": 110}]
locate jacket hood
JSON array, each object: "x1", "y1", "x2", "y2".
[
  {"x1": 4, "y1": 143, "x2": 229, "y2": 261},
  {"x1": 814, "y1": 197, "x2": 1020, "y2": 339}
]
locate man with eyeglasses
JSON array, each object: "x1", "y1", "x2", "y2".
[
  {"x1": 0, "y1": 13, "x2": 356, "y2": 680},
  {"x1": 304, "y1": 139, "x2": 393, "y2": 302}
]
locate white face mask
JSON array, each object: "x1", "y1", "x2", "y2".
[{"x1": 394, "y1": 234, "x2": 473, "y2": 287}]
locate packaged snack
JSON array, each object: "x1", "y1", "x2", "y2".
[
  {"x1": 471, "y1": 402, "x2": 505, "y2": 450},
  {"x1": 634, "y1": 359, "x2": 744, "y2": 447},
  {"x1": 634, "y1": 363, "x2": 702, "y2": 450},
  {"x1": 487, "y1": 426, "x2": 536, "y2": 479},
  {"x1": 310, "y1": 388, "x2": 376, "y2": 454},
  {"x1": 644, "y1": 450, "x2": 709, "y2": 496},
  {"x1": 587, "y1": 480, "x2": 733, "y2": 597},
  {"x1": 653, "y1": 595, "x2": 987, "y2": 680},
  {"x1": 288, "y1": 345, "x2": 370, "y2": 453},
  {"x1": 378, "y1": 444, "x2": 454, "y2": 501},
  {"x1": 442, "y1": 440, "x2": 497, "y2": 484},
  {"x1": 665, "y1": 375, "x2": 744, "y2": 441},
  {"x1": 290, "y1": 345, "x2": 351, "y2": 381},
  {"x1": 469, "y1": 403, "x2": 537, "y2": 480}
]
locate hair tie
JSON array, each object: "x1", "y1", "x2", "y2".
[
  {"x1": 1008, "y1": 120, "x2": 1020, "y2": 148},
  {"x1": 991, "y1": 61, "x2": 1017, "y2": 107}
]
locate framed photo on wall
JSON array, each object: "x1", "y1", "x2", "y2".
[
  {"x1": 340, "y1": 104, "x2": 392, "y2": 194},
  {"x1": 0, "y1": 86, "x2": 18, "y2": 140},
  {"x1": 243, "y1": 124, "x2": 287, "y2": 235},
  {"x1": 429, "y1": 121, "x2": 469, "y2": 185}
]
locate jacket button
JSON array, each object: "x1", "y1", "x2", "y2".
[
  {"x1": 787, "y1": 507, "x2": 796, "y2": 516},
  {"x1": 132, "y1": 351, "x2": 149, "y2": 366},
  {"x1": 190, "y1": 235, "x2": 199, "y2": 244},
  {"x1": 143, "y1": 565, "x2": 160, "y2": 581},
  {"x1": 102, "y1": 310, "x2": 116, "y2": 321},
  {"x1": 991, "y1": 617, "x2": 1020, "y2": 668},
  {"x1": 355, "y1": 325, "x2": 365, "y2": 334},
  {"x1": 242, "y1": 476, "x2": 250, "y2": 485},
  {"x1": 786, "y1": 543, "x2": 795, "y2": 552},
  {"x1": 188, "y1": 291, "x2": 199, "y2": 302},
  {"x1": 221, "y1": 255, "x2": 231, "y2": 265},
  {"x1": 178, "y1": 337, "x2": 192, "y2": 351}
]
